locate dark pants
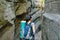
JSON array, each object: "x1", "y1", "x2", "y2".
[
  {"x1": 32, "y1": 34, "x2": 35, "y2": 40},
  {"x1": 20, "y1": 38, "x2": 24, "y2": 40},
  {"x1": 20, "y1": 38, "x2": 30, "y2": 40},
  {"x1": 25, "y1": 39, "x2": 30, "y2": 40}
]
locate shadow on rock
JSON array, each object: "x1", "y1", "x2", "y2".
[{"x1": 35, "y1": 25, "x2": 41, "y2": 34}]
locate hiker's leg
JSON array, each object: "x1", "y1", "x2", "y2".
[
  {"x1": 32, "y1": 34, "x2": 35, "y2": 40},
  {"x1": 20, "y1": 38, "x2": 22, "y2": 40}
]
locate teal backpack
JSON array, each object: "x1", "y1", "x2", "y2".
[{"x1": 19, "y1": 21, "x2": 26, "y2": 38}]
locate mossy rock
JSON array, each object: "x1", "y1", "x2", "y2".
[{"x1": 15, "y1": 3, "x2": 27, "y2": 15}]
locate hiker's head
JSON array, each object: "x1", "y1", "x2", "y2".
[{"x1": 26, "y1": 15, "x2": 32, "y2": 22}]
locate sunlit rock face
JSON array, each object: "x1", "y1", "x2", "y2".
[
  {"x1": 32, "y1": 0, "x2": 45, "y2": 7},
  {"x1": 42, "y1": 0, "x2": 60, "y2": 40}
]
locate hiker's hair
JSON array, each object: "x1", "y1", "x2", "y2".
[{"x1": 26, "y1": 15, "x2": 32, "y2": 22}]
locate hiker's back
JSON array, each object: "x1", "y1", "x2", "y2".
[{"x1": 24, "y1": 22, "x2": 33, "y2": 39}]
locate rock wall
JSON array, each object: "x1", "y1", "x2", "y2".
[
  {"x1": 0, "y1": 0, "x2": 15, "y2": 40},
  {"x1": 0, "y1": 0, "x2": 5, "y2": 20},
  {"x1": 42, "y1": 0, "x2": 60, "y2": 40},
  {"x1": 45, "y1": 0, "x2": 60, "y2": 14}
]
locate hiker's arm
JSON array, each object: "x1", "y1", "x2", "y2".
[{"x1": 32, "y1": 23, "x2": 35, "y2": 34}]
